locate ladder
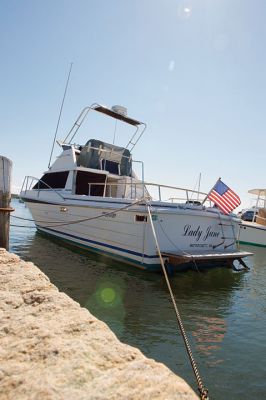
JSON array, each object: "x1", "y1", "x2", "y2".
[{"x1": 213, "y1": 213, "x2": 237, "y2": 250}]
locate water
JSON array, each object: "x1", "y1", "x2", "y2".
[{"x1": 10, "y1": 199, "x2": 266, "y2": 399}]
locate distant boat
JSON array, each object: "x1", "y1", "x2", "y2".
[
  {"x1": 238, "y1": 189, "x2": 266, "y2": 247},
  {"x1": 20, "y1": 103, "x2": 251, "y2": 272}
]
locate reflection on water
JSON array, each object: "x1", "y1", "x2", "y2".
[
  {"x1": 9, "y1": 200, "x2": 266, "y2": 399},
  {"x1": 192, "y1": 316, "x2": 226, "y2": 366}
]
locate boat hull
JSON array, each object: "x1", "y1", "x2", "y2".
[
  {"x1": 22, "y1": 196, "x2": 241, "y2": 271},
  {"x1": 239, "y1": 222, "x2": 266, "y2": 248}
]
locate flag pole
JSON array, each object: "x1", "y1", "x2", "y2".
[{"x1": 201, "y1": 177, "x2": 221, "y2": 205}]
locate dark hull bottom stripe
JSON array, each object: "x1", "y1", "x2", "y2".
[
  {"x1": 37, "y1": 225, "x2": 158, "y2": 260},
  {"x1": 37, "y1": 228, "x2": 161, "y2": 270}
]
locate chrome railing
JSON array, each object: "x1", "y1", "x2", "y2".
[
  {"x1": 21, "y1": 176, "x2": 66, "y2": 200},
  {"x1": 21, "y1": 175, "x2": 210, "y2": 204},
  {"x1": 86, "y1": 181, "x2": 208, "y2": 203}
]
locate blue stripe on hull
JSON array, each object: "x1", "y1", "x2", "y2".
[
  {"x1": 238, "y1": 240, "x2": 266, "y2": 248},
  {"x1": 36, "y1": 226, "x2": 161, "y2": 271}
]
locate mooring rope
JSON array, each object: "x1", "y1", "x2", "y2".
[{"x1": 146, "y1": 202, "x2": 209, "y2": 400}]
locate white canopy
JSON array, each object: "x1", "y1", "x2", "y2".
[{"x1": 248, "y1": 189, "x2": 266, "y2": 197}]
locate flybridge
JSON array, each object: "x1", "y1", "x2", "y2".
[{"x1": 54, "y1": 103, "x2": 147, "y2": 178}]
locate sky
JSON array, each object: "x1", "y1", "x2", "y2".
[{"x1": 1, "y1": 0, "x2": 266, "y2": 210}]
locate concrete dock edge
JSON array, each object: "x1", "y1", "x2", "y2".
[{"x1": 0, "y1": 248, "x2": 198, "y2": 399}]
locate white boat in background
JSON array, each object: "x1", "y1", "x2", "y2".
[
  {"x1": 20, "y1": 103, "x2": 251, "y2": 272},
  {"x1": 238, "y1": 189, "x2": 266, "y2": 248}
]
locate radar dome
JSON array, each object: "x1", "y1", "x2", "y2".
[{"x1": 111, "y1": 105, "x2": 127, "y2": 116}]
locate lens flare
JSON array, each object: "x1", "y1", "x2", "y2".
[{"x1": 100, "y1": 287, "x2": 116, "y2": 304}]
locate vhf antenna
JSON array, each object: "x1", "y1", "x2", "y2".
[{"x1": 48, "y1": 62, "x2": 73, "y2": 169}]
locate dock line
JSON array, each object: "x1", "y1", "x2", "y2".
[{"x1": 146, "y1": 202, "x2": 209, "y2": 400}]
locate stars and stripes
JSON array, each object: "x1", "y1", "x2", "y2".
[{"x1": 207, "y1": 179, "x2": 241, "y2": 214}]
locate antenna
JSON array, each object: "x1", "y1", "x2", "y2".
[
  {"x1": 197, "y1": 173, "x2": 201, "y2": 201},
  {"x1": 112, "y1": 119, "x2": 117, "y2": 144},
  {"x1": 48, "y1": 62, "x2": 73, "y2": 169}
]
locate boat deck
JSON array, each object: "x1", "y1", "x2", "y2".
[{"x1": 161, "y1": 250, "x2": 253, "y2": 269}]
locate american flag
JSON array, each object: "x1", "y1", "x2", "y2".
[{"x1": 207, "y1": 179, "x2": 241, "y2": 214}]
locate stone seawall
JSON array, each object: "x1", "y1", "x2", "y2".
[{"x1": 0, "y1": 249, "x2": 198, "y2": 400}]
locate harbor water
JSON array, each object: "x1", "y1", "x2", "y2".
[{"x1": 10, "y1": 199, "x2": 266, "y2": 399}]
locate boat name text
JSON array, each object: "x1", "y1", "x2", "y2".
[{"x1": 183, "y1": 224, "x2": 220, "y2": 241}]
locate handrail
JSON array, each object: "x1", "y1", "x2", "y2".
[
  {"x1": 21, "y1": 176, "x2": 66, "y2": 201},
  {"x1": 21, "y1": 176, "x2": 209, "y2": 203},
  {"x1": 85, "y1": 180, "x2": 207, "y2": 202}
]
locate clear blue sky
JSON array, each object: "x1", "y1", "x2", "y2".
[{"x1": 1, "y1": 0, "x2": 266, "y2": 209}]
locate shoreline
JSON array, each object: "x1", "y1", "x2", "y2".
[{"x1": 0, "y1": 248, "x2": 198, "y2": 399}]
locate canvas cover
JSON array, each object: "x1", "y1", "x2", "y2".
[
  {"x1": 78, "y1": 139, "x2": 132, "y2": 176},
  {"x1": 256, "y1": 208, "x2": 266, "y2": 226}
]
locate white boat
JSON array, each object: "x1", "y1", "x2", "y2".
[
  {"x1": 20, "y1": 103, "x2": 251, "y2": 272},
  {"x1": 238, "y1": 189, "x2": 266, "y2": 248}
]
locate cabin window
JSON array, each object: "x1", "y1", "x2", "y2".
[
  {"x1": 135, "y1": 215, "x2": 147, "y2": 222},
  {"x1": 75, "y1": 171, "x2": 106, "y2": 196},
  {"x1": 101, "y1": 159, "x2": 120, "y2": 175},
  {"x1": 33, "y1": 171, "x2": 69, "y2": 189}
]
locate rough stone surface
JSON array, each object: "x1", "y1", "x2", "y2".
[{"x1": 0, "y1": 248, "x2": 198, "y2": 400}]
